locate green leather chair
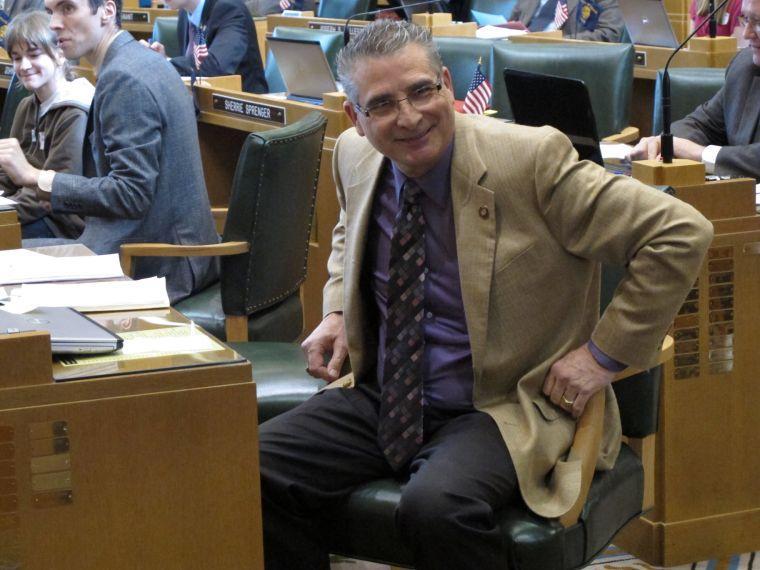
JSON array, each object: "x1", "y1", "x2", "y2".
[
  {"x1": 152, "y1": 16, "x2": 180, "y2": 59},
  {"x1": 264, "y1": 26, "x2": 343, "y2": 94},
  {"x1": 0, "y1": 74, "x2": 30, "y2": 139},
  {"x1": 651, "y1": 67, "x2": 726, "y2": 135},
  {"x1": 491, "y1": 42, "x2": 634, "y2": 138},
  {"x1": 122, "y1": 112, "x2": 328, "y2": 343},
  {"x1": 433, "y1": 36, "x2": 496, "y2": 100},
  {"x1": 316, "y1": 0, "x2": 371, "y2": 19}
]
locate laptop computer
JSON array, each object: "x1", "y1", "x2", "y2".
[
  {"x1": 0, "y1": 306, "x2": 123, "y2": 354},
  {"x1": 267, "y1": 37, "x2": 339, "y2": 104},
  {"x1": 620, "y1": 0, "x2": 679, "y2": 49},
  {"x1": 504, "y1": 68, "x2": 607, "y2": 166}
]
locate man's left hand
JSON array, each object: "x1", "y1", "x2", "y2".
[
  {"x1": 0, "y1": 138, "x2": 40, "y2": 188},
  {"x1": 542, "y1": 344, "x2": 616, "y2": 419}
]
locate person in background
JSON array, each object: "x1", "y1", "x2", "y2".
[
  {"x1": 509, "y1": 0, "x2": 625, "y2": 42},
  {"x1": 144, "y1": 0, "x2": 268, "y2": 93},
  {"x1": 0, "y1": 0, "x2": 219, "y2": 303},
  {"x1": 0, "y1": 11, "x2": 94, "y2": 239},
  {"x1": 689, "y1": 0, "x2": 745, "y2": 41},
  {"x1": 630, "y1": 0, "x2": 760, "y2": 180},
  {"x1": 2, "y1": 0, "x2": 44, "y2": 21}
]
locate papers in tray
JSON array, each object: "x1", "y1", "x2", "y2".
[
  {"x1": 0, "y1": 249, "x2": 124, "y2": 285},
  {"x1": 600, "y1": 142, "x2": 633, "y2": 161},
  {"x1": 6, "y1": 277, "x2": 170, "y2": 312}
]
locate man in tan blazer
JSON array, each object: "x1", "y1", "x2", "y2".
[{"x1": 258, "y1": 20, "x2": 712, "y2": 570}]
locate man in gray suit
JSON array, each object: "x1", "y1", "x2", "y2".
[
  {"x1": 509, "y1": 0, "x2": 625, "y2": 42},
  {"x1": 0, "y1": 0, "x2": 218, "y2": 302},
  {"x1": 629, "y1": 0, "x2": 760, "y2": 181}
]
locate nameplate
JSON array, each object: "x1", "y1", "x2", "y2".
[
  {"x1": 212, "y1": 94, "x2": 286, "y2": 125},
  {"x1": 634, "y1": 50, "x2": 647, "y2": 66},
  {"x1": 308, "y1": 21, "x2": 364, "y2": 35},
  {"x1": 121, "y1": 10, "x2": 150, "y2": 23},
  {"x1": 0, "y1": 63, "x2": 14, "y2": 78}
]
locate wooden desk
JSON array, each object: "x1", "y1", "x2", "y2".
[
  {"x1": 614, "y1": 177, "x2": 760, "y2": 565},
  {"x1": 0, "y1": 302, "x2": 264, "y2": 569},
  {"x1": 120, "y1": 7, "x2": 178, "y2": 39},
  {"x1": 191, "y1": 78, "x2": 352, "y2": 333},
  {"x1": 0, "y1": 210, "x2": 21, "y2": 250}
]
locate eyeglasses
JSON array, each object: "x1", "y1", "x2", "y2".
[
  {"x1": 354, "y1": 81, "x2": 443, "y2": 120},
  {"x1": 739, "y1": 13, "x2": 760, "y2": 34}
]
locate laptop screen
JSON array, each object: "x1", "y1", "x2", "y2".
[
  {"x1": 619, "y1": 0, "x2": 679, "y2": 48},
  {"x1": 267, "y1": 37, "x2": 339, "y2": 102},
  {"x1": 504, "y1": 68, "x2": 604, "y2": 166}
]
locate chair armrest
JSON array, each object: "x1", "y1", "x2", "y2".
[
  {"x1": 119, "y1": 241, "x2": 249, "y2": 277},
  {"x1": 211, "y1": 207, "x2": 228, "y2": 235},
  {"x1": 558, "y1": 335, "x2": 673, "y2": 528},
  {"x1": 602, "y1": 126, "x2": 640, "y2": 144}
]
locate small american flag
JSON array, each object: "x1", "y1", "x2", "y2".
[
  {"x1": 554, "y1": 0, "x2": 569, "y2": 28},
  {"x1": 463, "y1": 63, "x2": 492, "y2": 115}
]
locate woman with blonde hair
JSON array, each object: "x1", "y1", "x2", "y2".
[{"x1": 0, "y1": 11, "x2": 94, "y2": 239}]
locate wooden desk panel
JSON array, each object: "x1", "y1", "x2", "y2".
[
  {"x1": 0, "y1": 309, "x2": 264, "y2": 569},
  {"x1": 0, "y1": 210, "x2": 21, "y2": 251},
  {"x1": 614, "y1": 178, "x2": 760, "y2": 566}
]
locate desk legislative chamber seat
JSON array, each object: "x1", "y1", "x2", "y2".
[
  {"x1": 491, "y1": 41, "x2": 634, "y2": 139},
  {"x1": 651, "y1": 67, "x2": 726, "y2": 135},
  {"x1": 121, "y1": 111, "x2": 327, "y2": 343}
]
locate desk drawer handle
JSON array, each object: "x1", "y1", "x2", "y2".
[{"x1": 743, "y1": 242, "x2": 760, "y2": 255}]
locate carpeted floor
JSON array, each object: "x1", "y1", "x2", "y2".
[{"x1": 330, "y1": 546, "x2": 759, "y2": 569}]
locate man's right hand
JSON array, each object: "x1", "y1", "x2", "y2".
[
  {"x1": 628, "y1": 135, "x2": 662, "y2": 161},
  {"x1": 301, "y1": 312, "x2": 348, "y2": 382}
]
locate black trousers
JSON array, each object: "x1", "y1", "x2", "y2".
[{"x1": 259, "y1": 383, "x2": 520, "y2": 570}]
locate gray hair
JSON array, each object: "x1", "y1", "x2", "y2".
[{"x1": 336, "y1": 19, "x2": 443, "y2": 104}]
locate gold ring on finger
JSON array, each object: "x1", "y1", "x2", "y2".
[{"x1": 561, "y1": 395, "x2": 575, "y2": 406}]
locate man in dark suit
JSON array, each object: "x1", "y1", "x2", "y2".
[
  {"x1": 149, "y1": 0, "x2": 268, "y2": 93},
  {"x1": 0, "y1": 0, "x2": 219, "y2": 302},
  {"x1": 630, "y1": 0, "x2": 760, "y2": 180},
  {"x1": 510, "y1": 0, "x2": 625, "y2": 42}
]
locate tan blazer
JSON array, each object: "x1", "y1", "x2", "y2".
[{"x1": 323, "y1": 113, "x2": 712, "y2": 518}]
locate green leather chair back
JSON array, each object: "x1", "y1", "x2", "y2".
[
  {"x1": 0, "y1": 74, "x2": 30, "y2": 140},
  {"x1": 651, "y1": 67, "x2": 726, "y2": 135},
  {"x1": 469, "y1": 0, "x2": 517, "y2": 19},
  {"x1": 491, "y1": 41, "x2": 634, "y2": 138},
  {"x1": 264, "y1": 26, "x2": 343, "y2": 94},
  {"x1": 316, "y1": 0, "x2": 371, "y2": 19},
  {"x1": 220, "y1": 111, "x2": 327, "y2": 322},
  {"x1": 433, "y1": 36, "x2": 496, "y2": 100},
  {"x1": 152, "y1": 16, "x2": 180, "y2": 59}
]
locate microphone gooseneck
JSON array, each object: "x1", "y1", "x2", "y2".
[{"x1": 660, "y1": 0, "x2": 730, "y2": 163}]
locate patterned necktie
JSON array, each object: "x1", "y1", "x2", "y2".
[{"x1": 377, "y1": 180, "x2": 426, "y2": 471}]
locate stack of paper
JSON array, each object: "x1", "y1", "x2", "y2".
[
  {"x1": 476, "y1": 25, "x2": 527, "y2": 39},
  {"x1": 7, "y1": 277, "x2": 170, "y2": 312},
  {"x1": 0, "y1": 195, "x2": 17, "y2": 211},
  {"x1": 0, "y1": 249, "x2": 124, "y2": 285}
]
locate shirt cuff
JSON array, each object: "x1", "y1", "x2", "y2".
[
  {"x1": 701, "y1": 145, "x2": 722, "y2": 174},
  {"x1": 587, "y1": 340, "x2": 627, "y2": 372},
  {"x1": 37, "y1": 170, "x2": 56, "y2": 193}
]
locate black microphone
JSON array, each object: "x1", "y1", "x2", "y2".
[
  {"x1": 709, "y1": 0, "x2": 718, "y2": 38},
  {"x1": 660, "y1": 0, "x2": 730, "y2": 163},
  {"x1": 343, "y1": 0, "x2": 448, "y2": 46}
]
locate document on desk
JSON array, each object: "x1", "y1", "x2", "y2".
[
  {"x1": 9, "y1": 277, "x2": 170, "y2": 312},
  {"x1": 0, "y1": 195, "x2": 17, "y2": 211},
  {"x1": 0, "y1": 249, "x2": 124, "y2": 285},
  {"x1": 476, "y1": 25, "x2": 527, "y2": 39}
]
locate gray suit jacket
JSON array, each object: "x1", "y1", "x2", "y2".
[
  {"x1": 672, "y1": 49, "x2": 760, "y2": 181},
  {"x1": 510, "y1": 0, "x2": 625, "y2": 42},
  {"x1": 51, "y1": 33, "x2": 218, "y2": 302}
]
